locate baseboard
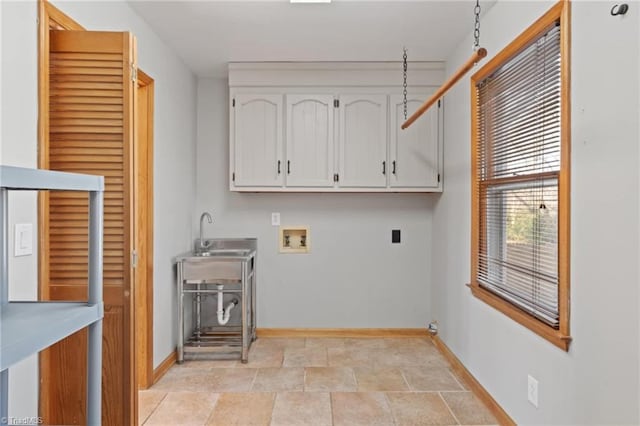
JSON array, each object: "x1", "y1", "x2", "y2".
[
  {"x1": 431, "y1": 335, "x2": 516, "y2": 426},
  {"x1": 152, "y1": 349, "x2": 177, "y2": 384},
  {"x1": 256, "y1": 328, "x2": 429, "y2": 338}
]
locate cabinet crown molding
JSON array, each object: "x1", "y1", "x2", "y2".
[{"x1": 228, "y1": 61, "x2": 445, "y2": 87}]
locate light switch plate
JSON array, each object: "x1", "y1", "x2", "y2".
[
  {"x1": 527, "y1": 374, "x2": 539, "y2": 408},
  {"x1": 271, "y1": 212, "x2": 281, "y2": 226},
  {"x1": 14, "y1": 223, "x2": 33, "y2": 257}
]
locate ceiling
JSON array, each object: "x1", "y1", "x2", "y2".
[{"x1": 128, "y1": 0, "x2": 495, "y2": 77}]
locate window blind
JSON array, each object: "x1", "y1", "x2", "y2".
[{"x1": 475, "y1": 22, "x2": 561, "y2": 327}]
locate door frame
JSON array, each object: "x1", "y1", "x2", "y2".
[
  {"x1": 135, "y1": 70, "x2": 155, "y2": 389},
  {"x1": 37, "y1": 0, "x2": 155, "y2": 417}
]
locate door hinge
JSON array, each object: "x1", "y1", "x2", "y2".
[
  {"x1": 333, "y1": 173, "x2": 339, "y2": 182},
  {"x1": 334, "y1": 99, "x2": 339, "y2": 108},
  {"x1": 232, "y1": 172, "x2": 236, "y2": 182},
  {"x1": 132, "y1": 250, "x2": 138, "y2": 269},
  {"x1": 437, "y1": 173, "x2": 441, "y2": 183},
  {"x1": 232, "y1": 98, "x2": 235, "y2": 107},
  {"x1": 131, "y1": 64, "x2": 138, "y2": 83},
  {"x1": 438, "y1": 99, "x2": 441, "y2": 108}
]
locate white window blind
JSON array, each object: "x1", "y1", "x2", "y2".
[{"x1": 475, "y1": 22, "x2": 562, "y2": 327}]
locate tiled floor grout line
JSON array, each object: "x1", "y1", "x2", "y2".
[
  {"x1": 249, "y1": 367, "x2": 259, "y2": 391},
  {"x1": 329, "y1": 392, "x2": 336, "y2": 426},
  {"x1": 303, "y1": 367, "x2": 308, "y2": 391},
  {"x1": 438, "y1": 391, "x2": 463, "y2": 426},
  {"x1": 382, "y1": 392, "x2": 398, "y2": 426},
  {"x1": 140, "y1": 391, "x2": 168, "y2": 426},
  {"x1": 447, "y1": 367, "x2": 467, "y2": 391},
  {"x1": 267, "y1": 393, "x2": 276, "y2": 426},
  {"x1": 350, "y1": 365, "x2": 359, "y2": 392},
  {"x1": 399, "y1": 369, "x2": 413, "y2": 392},
  {"x1": 328, "y1": 391, "x2": 335, "y2": 426},
  {"x1": 201, "y1": 392, "x2": 220, "y2": 426}
]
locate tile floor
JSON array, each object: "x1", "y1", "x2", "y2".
[{"x1": 139, "y1": 337, "x2": 498, "y2": 426}]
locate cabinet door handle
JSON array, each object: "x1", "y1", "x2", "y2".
[
  {"x1": 392, "y1": 161, "x2": 396, "y2": 175},
  {"x1": 277, "y1": 160, "x2": 281, "y2": 174},
  {"x1": 287, "y1": 160, "x2": 291, "y2": 175},
  {"x1": 382, "y1": 161, "x2": 386, "y2": 175}
]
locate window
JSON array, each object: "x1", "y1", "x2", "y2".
[{"x1": 470, "y1": 1, "x2": 571, "y2": 351}]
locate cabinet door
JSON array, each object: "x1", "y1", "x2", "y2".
[
  {"x1": 286, "y1": 94, "x2": 335, "y2": 187},
  {"x1": 233, "y1": 94, "x2": 284, "y2": 187},
  {"x1": 338, "y1": 94, "x2": 388, "y2": 188},
  {"x1": 390, "y1": 94, "x2": 440, "y2": 188}
]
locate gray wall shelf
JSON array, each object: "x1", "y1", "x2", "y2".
[{"x1": 0, "y1": 166, "x2": 104, "y2": 425}]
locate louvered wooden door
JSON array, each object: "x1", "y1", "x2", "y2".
[{"x1": 40, "y1": 30, "x2": 137, "y2": 425}]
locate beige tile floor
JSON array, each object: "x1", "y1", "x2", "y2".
[{"x1": 139, "y1": 337, "x2": 498, "y2": 426}]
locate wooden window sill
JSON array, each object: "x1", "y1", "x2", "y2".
[{"x1": 468, "y1": 283, "x2": 572, "y2": 352}]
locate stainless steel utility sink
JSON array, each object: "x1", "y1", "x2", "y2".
[{"x1": 174, "y1": 237, "x2": 258, "y2": 364}]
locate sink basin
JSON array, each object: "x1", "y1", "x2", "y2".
[
  {"x1": 175, "y1": 238, "x2": 258, "y2": 282},
  {"x1": 196, "y1": 238, "x2": 257, "y2": 252},
  {"x1": 195, "y1": 249, "x2": 251, "y2": 257}
]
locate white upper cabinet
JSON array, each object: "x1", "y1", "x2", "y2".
[
  {"x1": 285, "y1": 95, "x2": 335, "y2": 187},
  {"x1": 390, "y1": 93, "x2": 440, "y2": 189},
  {"x1": 232, "y1": 94, "x2": 283, "y2": 187},
  {"x1": 229, "y1": 62, "x2": 445, "y2": 192},
  {"x1": 338, "y1": 95, "x2": 388, "y2": 188}
]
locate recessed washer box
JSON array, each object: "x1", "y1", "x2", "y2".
[{"x1": 279, "y1": 226, "x2": 309, "y2": 253}]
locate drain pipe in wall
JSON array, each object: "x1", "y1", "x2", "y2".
[
  {"x1": 428, "y1": 320, "x2": 439, "y2": 336},
  {"x1": 217, "y1": 284, "x2": 238, "y2": 325}
]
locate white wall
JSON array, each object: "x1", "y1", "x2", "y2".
[
  {"x1": 1, "y1": 0, "x2": 197, "y2": 418},
  {"x1": 1, "y1": 1, "x2": 40, "y2": 421},
  {"x1": 196, "y1": 78, "x2": 435, "y2": 328},
  {"x1": 432, "y1": 1, "x2": 640, "y2": 424}
]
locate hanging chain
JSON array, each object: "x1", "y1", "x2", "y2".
[
  {"x1": 473, "y1": 0, "x2": 481, "y2": 50},
  {"x1": 403, "y1": 47, "x2": 408, "y2": 120}
]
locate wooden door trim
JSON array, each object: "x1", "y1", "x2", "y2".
[
  {"x1": 122, "y1": 31, "x2": 137, "y2": 426},
  {"x1": 136, "y1": 69, "x2": 155, "y2": 389}
]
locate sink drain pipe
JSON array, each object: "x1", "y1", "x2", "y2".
[{"x1": 216, "y1": 284, "x2": 238, "y2": 325}]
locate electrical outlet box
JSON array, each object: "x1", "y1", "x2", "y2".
[
  {"x1": 392, "y1": 229, "x2": 401, "y2": 243},
  {"x1": 527, "y1": 375, "x2": 539, "y2": 408},
  {"x1": 279, "y1": 226, "x2": 309, "y2": 253}
]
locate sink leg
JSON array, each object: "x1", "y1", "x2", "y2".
[
  {"x1": 177, "y1": 262, "x2": 184, "y2": 363},
  {"x1": 241, "y1": 262, "x2": 249, "y2": 363},
  {"x1": 195, "y1": 282, "x2": 202, "y2": 343},
  {"x1": 251, "y1": 256, "x2": 257, "y2": 345}
]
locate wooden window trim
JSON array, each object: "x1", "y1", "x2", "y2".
[{"x1": 469, "y1": 0, "x2": 571, "y2": 352}]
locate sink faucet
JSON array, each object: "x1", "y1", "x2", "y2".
[{"x1": 199, "y1": 212, "x2": 213, "y2": 250}]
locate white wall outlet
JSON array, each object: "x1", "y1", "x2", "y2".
[
  {"x1": 527, "y1": 374, "x2": 539, "y2": 408},
  {"x1": 14, "y1": 223, "x2": 33, "y2": 257},
  {"x1": 271, "y1": 212, "x2": 280, "y2": 226}
]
